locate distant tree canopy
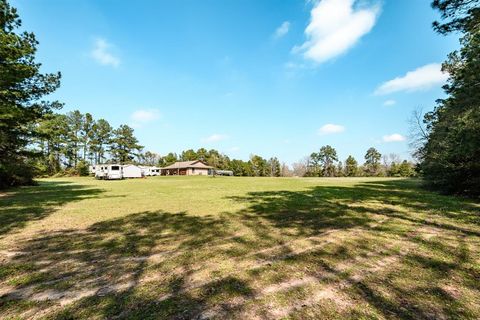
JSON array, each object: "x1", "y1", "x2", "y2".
[
  {"x1": 416, "y1": 0, "x2": 480, "y2": 195},
  {"x1": 364, "y1": 147, "x2": 382, "y2": 176},
  {"x1": 305, "y1": 147, "x2": 415, "y2": 178},
  {"x1": 0, "y1": 0, "x2": 62, "y2": 187},
  {"x1": 32, "y1": 110, "x2": 143, "y2": 176}
]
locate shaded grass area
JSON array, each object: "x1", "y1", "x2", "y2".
[
  {"x1": 0, "y1": 177, "x2": 479, "y2": 319},
  {"x1": 0, "y1": 181, "x2": 105, "y2": 239}
]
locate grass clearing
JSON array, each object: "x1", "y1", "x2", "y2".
[{"x1": 0, "y1": 176, "x2": 479, "y2": 319}]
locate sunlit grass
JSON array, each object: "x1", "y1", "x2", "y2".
[{"x1": 0, "y1": 176, "x2": 479, "y2": 319}]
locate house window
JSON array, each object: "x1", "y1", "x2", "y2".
[
  {"x1": 111, "y1": 166, "x2": 120, "y2": 171},
  {"x1": 192, "y1": 168, "x2": 195, "y2": 173}
]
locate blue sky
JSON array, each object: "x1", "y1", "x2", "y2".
[{"x1": 13, "y1": 0, "x2": 458, "y2": 164}]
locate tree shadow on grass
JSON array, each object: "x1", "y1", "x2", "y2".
[
  {"x1": 227, "y1": 178, "x2": 480, "y2": 319},
  {"x1": 0, "y1": 211, "x2": 255, "y2": 319},
  {"x1": 1, "y1": 179, "x2": 479, "y2": 319},
  {"x1": 0, "y1": 180, "x2": 106, "y2": 238}
]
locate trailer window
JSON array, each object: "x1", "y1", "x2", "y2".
[{"x1": 111, "y1": 166, "x2": 120, "y2": 170}]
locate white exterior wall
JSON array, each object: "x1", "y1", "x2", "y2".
[
  {"x1": 187, "y1": 168, "x2": 209, "y2": 176},
  {"x1": 122, "y1": 165, "x2": 143, "y2": 178}
]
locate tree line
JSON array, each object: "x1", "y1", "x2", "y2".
[
  {"x1": 1, "y1": 0, "x2": 477, "y2": 195},
  {"x1": 139, "y1": 149, "x2": 284, "y2": 177},
  {"x1": 294, "y1": 146, "x2": 415, "y2": 178},
  {"x1": 413, "y1": 0, "x2": 479, "y2": 196},
  {"x1": 35, "y1": 111, "x2": 142, "y2": 176},
  {"x1": 135, "y1": 146, "x2": 415, "y2": 178}
]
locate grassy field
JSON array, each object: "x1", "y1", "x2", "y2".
[{"x1": 0, "y1": 176, "x2": 479, "y2": 319}]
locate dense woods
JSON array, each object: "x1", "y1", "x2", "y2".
[{"x1": 417, "y1": 0, "x2": 480, "y2": 196}]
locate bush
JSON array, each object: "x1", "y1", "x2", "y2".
[
  {"x1": 0, "y1": 160, "x2": 36, "y2": 189},
  {"x1": 76, "y1": 161, "x2": 90, "y2": 176}
]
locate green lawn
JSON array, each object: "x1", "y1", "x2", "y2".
[{"x1": 0, "y1": 176, "x2": 479, "y2": 319}]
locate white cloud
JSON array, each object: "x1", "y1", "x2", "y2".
[
  {"x1": 131, "y1": 109, "x2": 160, "y2": 123},
  {"x1": 383, "y1": 133, "x2": 406, "y2": 142},
  {"x1": 383, "y1": 99, "x2": 396, "y2": 106},
  {"x1": 202, "y1": 134, "x2": 228, "y2": 143},
  {"x1": 294, "y1": 0, "x2": 380, "y2": 64},
  {"x1": 318, "y1": 123, "x2": 345, "y2": 135},
  {"x1": 375, "y1": 63, "x2": 448, "y2": 95},
  {"x1": 273, "y1": 21, "x2": 290, "y2": 39},
  {"x1": 91, "y1": 38, "x2": 120, "y2": 67}
]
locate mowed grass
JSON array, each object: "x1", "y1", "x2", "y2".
[{"x1": 0, "y1": 176, "x2": 479, "y2": 319}]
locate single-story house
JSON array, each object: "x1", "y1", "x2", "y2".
[
  {"x1": 123, "y1": 164, "x2": 143, "y2": 178},
  {"x1": 161, "y1": 160, "x2": 213, "y2": 176}
]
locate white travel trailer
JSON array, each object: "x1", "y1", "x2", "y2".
[
  {"x1": 149, "y1": 167, "x2": 161, "y2": 176},
  {"x1": 95, "y1": 164, "x2": 123, "y2": 180},
  {"x1": 139, "y1": 166, "x2": 152, "y2": 176},
  {"x1": 122, "y1": 164, "x2": 143, "y2": 178},
  {"x1": 88, "y1": 165, "x2": 96, "y2": 175}
]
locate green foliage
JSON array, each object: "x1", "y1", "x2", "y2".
[
  {"x1": 181, "y1": 149, "x2": 198, "y2": 161},
  {"x1": 267, "y1": 157, "x2": 281, "y2": 177},
  {"x1": 109, "y1": 125, "x2": 143, "y2": 164},
  {"x1": 345, "y1": 155, "x2": 358, "y2": 177},
  {"x1": 249, "y1": 155, "x2": 268, "y2": 177},
  {"x1": 76, "y1": 160, "x2": 89, "y2": 177},
  {"x1": 91, "y1": 119, "x2": 113, "y2": 164},
  {"x1": 364, "y1": 147, "x2": 382, "y2": 176},
  {"x1": 139, "y1": 151, "x2": 161, "y2": 166},
  {"x1": 0, "y1": 0, "x2": 62, "y2": 188},
  {"x1": 419, "y1": 1, "x2": 480, "y2": 195},
  {"x1": 432, "y1": 0, "x2": 480, "y2": 34}
]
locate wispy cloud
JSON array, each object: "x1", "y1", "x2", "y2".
[
  {"x1": 273, "y1": 21, "x2": 290, "y2": 39},
  {"x1": 383, "y1": 99, "x2": 396, "y2": 106},
  {"x1": 375, "y1": 63, "x2": 448, "y2": 95},
  {"x1": 293, "y1": 0, "x2": 380, "y2": 64},
  {"x1": 383, "y1": 133, "x2": 406, "y2": 142},
  {"x1": 318, "y1": 123, "x2": 345, "y2": 135},
  {"x1": 91, "y1": 38, "x2": 120, "y2": 67},
  {"x1": 130, "y1": 109, "x2": 160, "y2": 128},
  {"x1": 202, "y1": 134, "x2": 229, "y2": 143}
]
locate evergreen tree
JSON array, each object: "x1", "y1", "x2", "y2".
[
  {"x1": 364, "y1": 147, "x2": 382, "y2": 176},
  {"x1": 0, "y1": 0, "x2": 62, "y2": 187},
  {"x1": 345, "y1": 155, "x2": 358, "y2": 177},
  {"x1": 81, "y1": 113, "x2": 94, "y2": 162},
  {"x1": 419, "y1": 0, "x2": 480, "y2": 195},
  {"x1": 307, "y1": 152, "x2": 322, "y2": 177},
  {"x1": 250, "y1": 155, "x2": 268, "y2": 176},
  {"x1": 181, "y1": 149, "x2": 198, "y2": 161},
  {"x1": 318, "y1": 145, "x2": 338, "y2": 177},
  {"x1": 161, "y1": 153, "x2": 178, "y2": 166},
  {"x1": 65, "y1": 110, "x2": 83, "y2": 167},
  {"x1": 109, "y1": 125, "x2": 142, "y2": 164},
  {"x1": 91, "y1": 119, "x2": 112, "y2": 164}
]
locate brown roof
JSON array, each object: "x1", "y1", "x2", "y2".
[{"x1": 161, "y1": 160, "x2": 213, "y2": 170}]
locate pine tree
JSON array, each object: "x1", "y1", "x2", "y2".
[
  {"x1": 345, "y1": 155, "x2": 358, "y2": 177},
  {"x1": 0, "y1": 1, "x2": 62, "y2": 187},
  {"x1": 109, "y1": 125, "x2": 143, "y2": 164}
]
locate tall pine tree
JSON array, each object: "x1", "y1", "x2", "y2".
[
  {"x1": 419, "y1": 0, "x2": 480, "y2": 195},
  {"x1": 0, "y1": 0, "x2": 62, "y2": 187}
]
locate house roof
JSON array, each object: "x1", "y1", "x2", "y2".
[{"x1": 161, "y1": 160, "x2": 213, "y2": 170}]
